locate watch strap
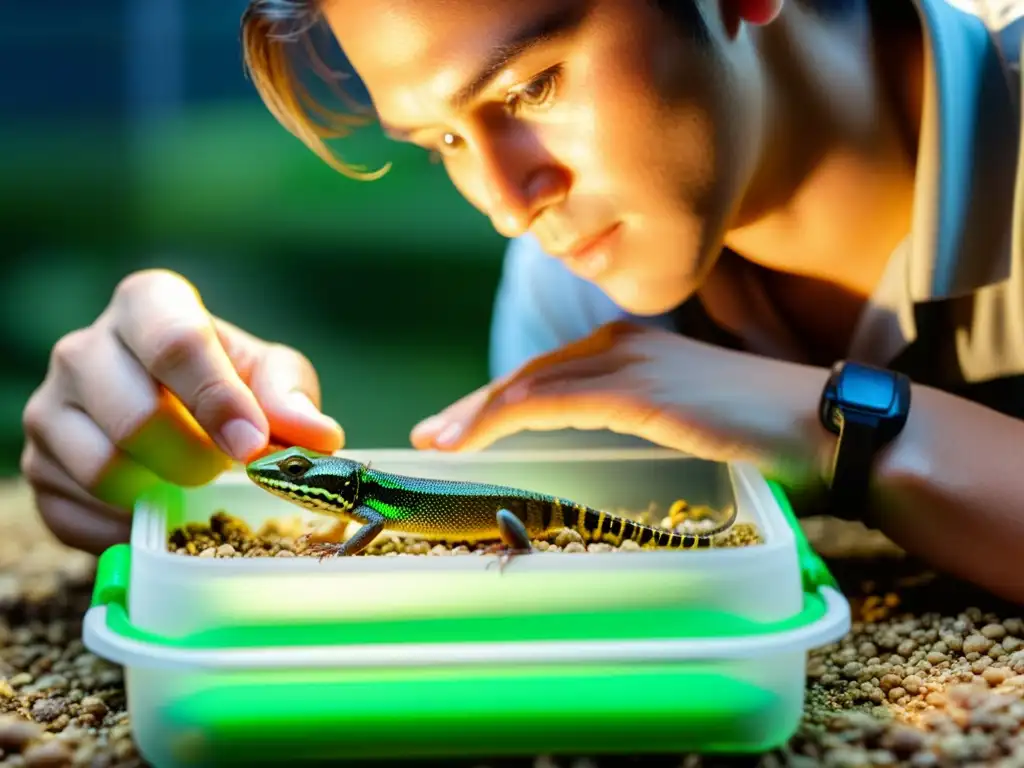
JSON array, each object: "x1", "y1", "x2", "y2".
[{"x1": 826, "y1": 411, "x2": 880, "y2": 524}]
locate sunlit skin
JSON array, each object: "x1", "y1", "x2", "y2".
[{"x1": 324, "y1": 0, "x2": 917, "y2": 325}]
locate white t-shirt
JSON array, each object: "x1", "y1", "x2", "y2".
[{"x1": 488, "y1": 0, "x2": 1024, "y2": 437}]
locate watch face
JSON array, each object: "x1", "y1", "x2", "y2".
[{"x1": 837, "y1": 365, "x2": 897, "y2": 414}]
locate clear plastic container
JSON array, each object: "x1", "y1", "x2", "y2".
[{"x1": 82, "y1": 448, "x2": 850, "y2": 767}]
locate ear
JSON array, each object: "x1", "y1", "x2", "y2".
[
  {"x1": 718, "y1": 0, "x2": 784, "y2": 38},
  {"x1": 732, "y1": 0, "x2": 785, "y2": 26}
]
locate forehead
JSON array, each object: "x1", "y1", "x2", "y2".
[{"x1": 321, "y1": 0, "x2": 584, "y2": 120}]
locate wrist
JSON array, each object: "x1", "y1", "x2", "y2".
[
  {"x1": 870, "y1": 381, "x2": 936, "y2": 492},
  {"x1": 745, "y1": 361, "x2": 836, "y2": 487}
]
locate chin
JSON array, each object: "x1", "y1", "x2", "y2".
[
  {"x1": 597, "y1": 272, "x2": 694, "y2": 317},
  {"x1": 593, "y1": 221, "x2": 714, "y2": 316}
]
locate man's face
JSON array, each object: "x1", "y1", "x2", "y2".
[{"x1": 323, "y1": 0, "x2": 771, "y2": 315}]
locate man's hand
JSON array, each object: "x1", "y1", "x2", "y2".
[
  {"x1": 412, "y1": 320, "x2": 833, "y2": 488},
  {"x1": 21, "y1": 269, "x2": 344, "y2": 554}
]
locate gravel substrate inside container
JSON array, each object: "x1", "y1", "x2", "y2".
[
  {"x1": 166, "y1": 501, "x2": 761, "y2": 557},
  {"x1": 2, "y1": 480, "x2": 1024, "y2": 767}
]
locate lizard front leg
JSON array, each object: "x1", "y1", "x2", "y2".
[
  {"x1": 483, "y1": 508, "x2": 535, "y2": 573},
  {"x1": 306, "y1": 504, "x2": 387, "y2": 561}
]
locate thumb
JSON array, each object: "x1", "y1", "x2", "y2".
[{"x1": 243, "y1": 340, "x2": 345, "y2": 454}]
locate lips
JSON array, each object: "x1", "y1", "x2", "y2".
[
  {"x1": 548, "y1": 222, "x2": 622, "y2": 279},
  {"x1": 571, "y1": 225, "x2": 618, "y2": 258},
  {"x1": 547, "y1": 223, "x2": 615, "y2": 258}
]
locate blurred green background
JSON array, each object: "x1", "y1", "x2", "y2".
[{"x1": 0, "y1": 0, "x2": 510, "y2": 478}]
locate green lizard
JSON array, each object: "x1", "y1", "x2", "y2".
[{"x1": 245, "y1": 446, "x2": 738, "y2": 563}]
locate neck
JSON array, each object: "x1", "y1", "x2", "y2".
[{"x1": 723, "y1": 0, "x2": 924, "y2": 299}]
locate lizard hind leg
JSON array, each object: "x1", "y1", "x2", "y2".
[{"x1": 483, "y1": 508, "x2": 535, "y2": 573}]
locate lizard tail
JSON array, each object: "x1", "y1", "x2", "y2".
[{"x1": 558, "y1": 500, "x2": 738, "y2": 550}]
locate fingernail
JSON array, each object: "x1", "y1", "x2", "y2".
[
  {"x1": 435, "y1": 421, "x2": 464, "y2": 447},
  {"x1": 219, "y1": 419, "x2": 266, "y2": 461},
  {"x1": 412, "y1": 415, "x2": 444, "y2": 439},
  {"x1": 288, "y1": 391, "x2": 340, "y2": 429}
]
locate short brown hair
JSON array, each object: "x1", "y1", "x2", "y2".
[
  {"x1": 240, "y1": 0, "x2": 389, "y2": 179},
  {"x1": 242, "y1": 0, "x2": 866, "y2": 179}
]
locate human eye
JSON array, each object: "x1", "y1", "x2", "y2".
[
  {"x1": 503, "y1": 64, "x2": 564, "y2": 117},
  {"x1": 423, "y1": 64, "x2": 566, "y2": 161}
]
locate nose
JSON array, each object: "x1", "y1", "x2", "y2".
[{"x1": 470, "y1": 130, "x2": 571, "y2": 239}]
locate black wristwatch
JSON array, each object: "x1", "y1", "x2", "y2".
[{"x1": 818, "y1": 360, "x2": 912, "y2": 526}]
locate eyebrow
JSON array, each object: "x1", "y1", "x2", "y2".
[
  {"x1": 380, "y1": 2, "x2": 587, "y2": 141},
  {"x1": 449, "y1": 3, "x2": 587, "y2": 111}
]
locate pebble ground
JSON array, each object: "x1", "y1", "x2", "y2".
[{"x1": 1, "y1": 481, "x2": 1023, "y2": 767}]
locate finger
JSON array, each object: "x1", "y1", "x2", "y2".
[
  {"x1": 413, "y1": 362, "x2": 725, "y2": 457},
  {"x1": 213, "y1": 317, "x2": 344, "y2": 451},
  {"x1": 410, "y1": 384, "x2": 492, "y2": 448},
  {"x1": 473, "y1": 381, "x2": 749, "y2": 461},
  {"x1": 52, "y1": 329, "x2": 233, "y2": 487},
  {"x1": 410, "y1": 345, "x2": 628, "y2": 448},
  {"x1": 410, "y1": 326, "x2": 637, "y2": 447},
  {"x1": 431, "y1": 384, "x2": 664, "y2": 452},
  {"x1": 21, "y1": 442, "x2": 134, "y2": 555},
  {"x1": 34, "y1": 489, "x2": 133, "y2": 556},
  {"x1": 23, "y1": 390, "x2": 167, "y2": 511},
  {"x1": 245, "y1": 341, "x2": 345, "y2": 453},
  {"x1": 110, "y1": 270, "x2": 270, "y2": 461}
]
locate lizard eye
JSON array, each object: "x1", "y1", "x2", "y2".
[{"x1": 279, "y1": 456, "x2": 312, "y2": 477}]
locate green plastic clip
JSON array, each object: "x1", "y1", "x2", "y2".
[
  {"x1": 91, "y1": 543, "x2": 132, "y2": 610},
  {"x1": 765, "y1": 480, "x2": 838, "y2": 594}
]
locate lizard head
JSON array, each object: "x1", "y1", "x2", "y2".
[{"x1": 245, "y1": 446, "x2": 362, "y2": 515}]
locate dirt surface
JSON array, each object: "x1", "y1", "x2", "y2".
[
  {"x1": 1, "y1": 478, "x2": 1024, "y2": 767},
  {"x1": 0, "y1": 481, "x2": 140, "y2": 768}
]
